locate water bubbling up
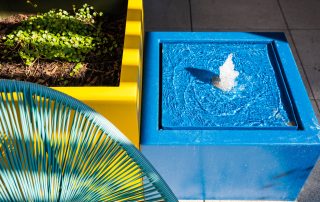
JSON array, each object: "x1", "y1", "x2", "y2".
[{"x1": 213, "y1": 53, "x2": 239, "y2": 91}]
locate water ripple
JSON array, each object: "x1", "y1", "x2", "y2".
[{"x1": 162, "y1": 42, "x2": 292, "y2": 128}]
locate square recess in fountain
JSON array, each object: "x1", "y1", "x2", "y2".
[{"x1": 161, "y1": 42, "x2": 297, "y2": 129}]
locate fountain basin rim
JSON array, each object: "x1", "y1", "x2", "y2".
[{"x1": 142, "y1": 32, "x2": 320, "y2": 145}]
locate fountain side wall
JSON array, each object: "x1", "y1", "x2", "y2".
[{"x1": 141, "y1": 145, "x2": 320, "y2": 200}]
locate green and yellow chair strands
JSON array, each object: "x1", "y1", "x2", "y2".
[{"x1": 0, "y1": 79, "x2": 177, "y2": 201}]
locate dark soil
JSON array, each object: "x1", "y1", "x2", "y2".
[{"x1": 0, "y1": 13, "x2": 126, "y2": 87}]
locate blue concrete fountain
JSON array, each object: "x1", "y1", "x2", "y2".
[{"x1": 141, "y1": 32, "x2": 320, "y2": 201}]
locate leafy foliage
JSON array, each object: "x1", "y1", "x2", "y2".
[
  {"x1": 1, "y1": 4, "x2": 117, "y2": 66},
  {"x1": 26, "y1": 0, "x2": 38, "y2": 8},
  {"x1": 69, "y1": 62, "x2": 83, "y2": 77}
]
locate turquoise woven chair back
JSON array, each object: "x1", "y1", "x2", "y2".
[{"x1": 0, "y1": 80, "x2": 177, "y2": 202}]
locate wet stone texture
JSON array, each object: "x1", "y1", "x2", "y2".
[{"x1": 161, "y1": 42, "x2": 295, "y2": 128}]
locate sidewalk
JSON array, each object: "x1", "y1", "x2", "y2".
[{"x1": 143, "y1": 0, "x2": 320, "y2": 201}]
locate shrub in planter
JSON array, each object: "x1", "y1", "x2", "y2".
[
  {"x1": 0, "y1": 3, "x2": 123, "y2": 86},
  {"x1": 0, "y1": 0, "x2": 144, "y2": 147}
]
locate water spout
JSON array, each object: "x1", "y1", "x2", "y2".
[{"x1": 213, "y1": 53, "x2": 239, "y2": 91}]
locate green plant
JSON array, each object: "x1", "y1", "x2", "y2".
[
  {"x1": 69, "y1": 62, "x2": 83, "y2": 77},
  {"x1": 1, "y1": 4, "x2": 117, "y2": 66},
  {"x1": 26, "y1": 0, "x2": 38, "y2": 8}
]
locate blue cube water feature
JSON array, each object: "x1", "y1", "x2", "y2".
[
  {"x1": 141, "y1": 32, "x2": 320, "y2": 201},
  {"x1": 162, "y1": 42, "x2": 296, "y2": 129}
]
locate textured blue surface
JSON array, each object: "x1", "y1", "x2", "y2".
[
  {"x1": 142, "y1": 145, "x2": 320, "y2": 200},
  {"x1": 141, "y1": 32, "x2": 320, "y2": 200},
  {"x1": 162, "y1": 42, "x2": 295, "y2": 128}
]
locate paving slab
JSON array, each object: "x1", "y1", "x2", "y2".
[
  {"x1": 279, "y1": 0, "x2": 320, "y2": 29},
  {"x1": 291, "y1": 30, "x2": 320, "y2": 68},
  {"x1": 291, "y1": 30, "x2": 320, "y2": 99},
  {"x1": 298, "y1": 158, "x2": 320, "y2": 202},
  {"x1": 302, "y1": 67, "x2": 320, "y2": 99},
  {"x1": 298, "y1": 68, "x2": 314, "y2": 100},
  {"x1": 143, "y1": 0, "x2": 191, "y2": 31},
  {"x1": 310, "y1": 100, "x2": 320, "y2": 121},
  {"x1": 191, "y1": 0, "x2": 286, "y2": 30}
]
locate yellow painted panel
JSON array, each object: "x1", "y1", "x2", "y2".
[
  {"x1": 121, "y1": 49, "x2": 140, "y2": 83},
  {"x1": 128, "y1": 0, "x2": 143, "y2": 10},
  {"x1": 121, "y1": 49, "x2": 140, "y2": 67},
  {"x1": 51, "y1": 0, "x2": 144, "y2": 148},
  {"x1": 52, "y1": 83, "x2": 137, "y2": 102},
  {"x1": 124, "y1": 35, "x2": 142, "y2": 49},
  {"x1": 126, "y1": 0, "x2": 143, "y2": 22},
  {"x1": 125, "y1": 21, "x2": 142, "y2": 36}
]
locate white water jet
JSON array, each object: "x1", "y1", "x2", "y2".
[{"x1": 213, "y1": 53, "x2": 239, "y2": 91}]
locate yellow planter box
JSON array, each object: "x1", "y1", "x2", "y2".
[{"x1": 52, "y1": 0, "x2": 144, "y2": 148}]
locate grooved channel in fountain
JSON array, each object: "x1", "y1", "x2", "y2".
[{"x1": 161, "y1": 42, "x2": 297, "y2": 129}]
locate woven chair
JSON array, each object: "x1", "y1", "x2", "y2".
[{"x1": 0, "y1": 79, "x2": 177, "y2": 201}]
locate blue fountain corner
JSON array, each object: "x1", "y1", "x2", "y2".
[{"x1": 141, "y1": 32, "x2": 320, "y2": 200}]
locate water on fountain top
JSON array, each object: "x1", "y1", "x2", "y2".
[
  {"x1": 214, "y1": 53, "x2": 239, "y2": 91},
  {"x1": 161, "y1": 42, "x2": 295, "y2": 128}
]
